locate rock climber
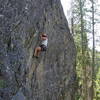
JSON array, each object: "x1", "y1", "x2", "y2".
[{"x1": 33, "y1": 33, "x2": 48, "y2": 58}]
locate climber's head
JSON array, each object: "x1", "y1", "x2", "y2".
[{"x1": 41, "y1": 33, "x2": 47, "y2": 37}]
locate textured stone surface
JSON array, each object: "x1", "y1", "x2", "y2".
[
  {"x1": 0, "y1": 0, "x2": 76, "y2": 100},
  {"x1": 11, "y1": 90, "x2": 26, "y2": 100}
]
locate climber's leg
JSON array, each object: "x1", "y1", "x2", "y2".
[{"x1": 34, "y1": 47, "x2": 42, "y2": 57}]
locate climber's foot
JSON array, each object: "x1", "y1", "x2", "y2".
[
  {"x1": 33, "y1": 55, "x2": 39, "y2": 59},
  {"x1": 35, "y1": 56, "x2": 39, "y2": 59}
]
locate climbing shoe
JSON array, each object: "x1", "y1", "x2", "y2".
[{"x1": 32, "y1": 55, "x2": 39, "y2": 59}]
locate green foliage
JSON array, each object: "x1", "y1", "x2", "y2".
[
  {"x1": 94, "y1": 68, "x2": 100, "y2": 100},
  {"x1": 94, "y1": 52, "x2": 100, "y2": 100}
]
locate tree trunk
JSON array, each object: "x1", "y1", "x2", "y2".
[
  {"x1": 91, "y1": 0, "x2": 95, "y2": 99},
  {"x1": 71, "y1": 18, "x2": 74, "y2": 35},
  {"x1": 79, "y1": 0, "x2": 88, "y2": 100}
]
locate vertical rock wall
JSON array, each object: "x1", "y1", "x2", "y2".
[{"x1": 0, "y1": 0, "x2": 76, "y2": 100}]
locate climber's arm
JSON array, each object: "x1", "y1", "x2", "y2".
[
  {"x1": 41, "y1": 36, "x2": 47, "y2": 40},
  {"x1": 40, "y1": 35, "x2": 47, "y2": 40}
]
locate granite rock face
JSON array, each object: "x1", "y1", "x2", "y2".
[{"x1": 0, "y1": 0, "x2": 76, "y2": 100}]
